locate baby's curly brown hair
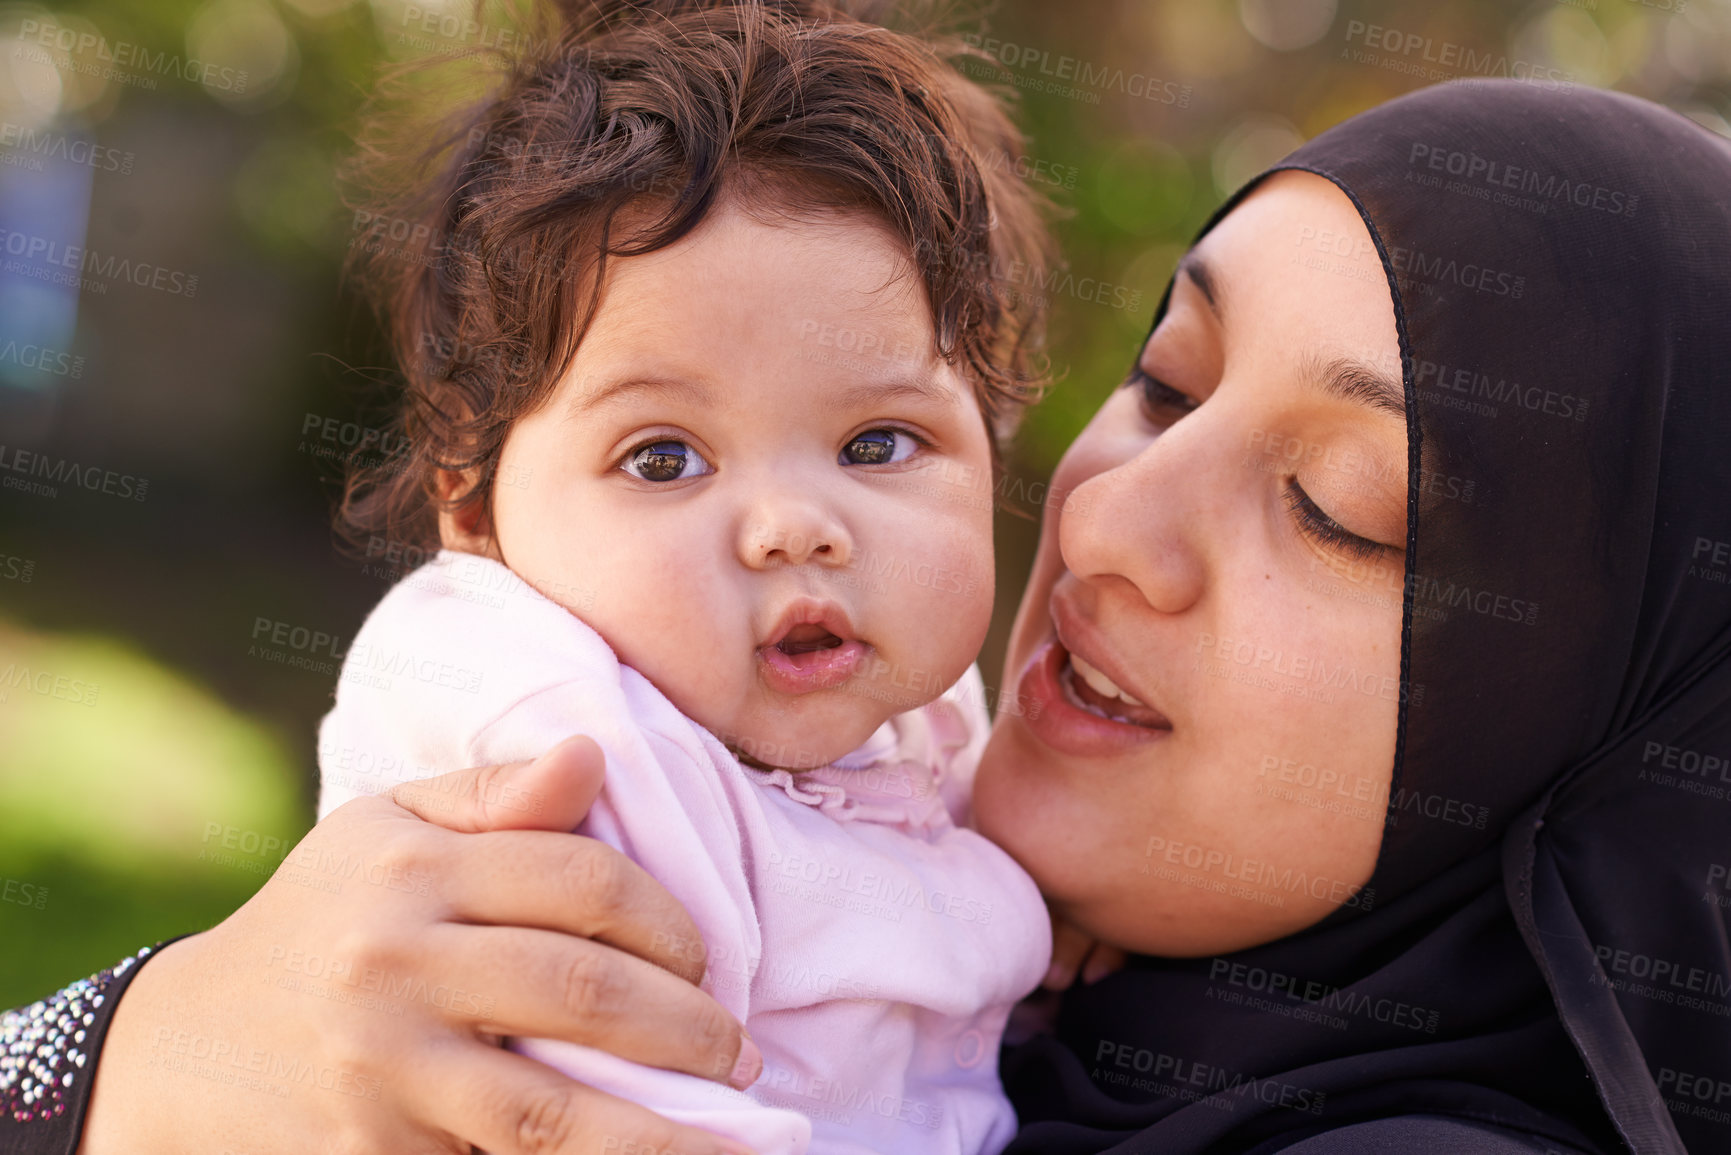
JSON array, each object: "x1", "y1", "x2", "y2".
[{"x1": 340, "y1": 0, "x2": 1055, "y2": 551}]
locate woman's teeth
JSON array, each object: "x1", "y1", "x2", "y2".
[{"x1": 1069, "y1": 653, "x2": 1146, "y2": 708}]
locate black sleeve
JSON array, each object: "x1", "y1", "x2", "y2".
[{"x1": 0, "y1": 941, "x2": 183, "y2": 1155}]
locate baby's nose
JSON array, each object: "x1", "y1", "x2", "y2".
[{"x1": 738, "y1": 500, "x2": 853, "y2": 568}]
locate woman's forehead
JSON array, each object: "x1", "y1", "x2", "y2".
[{"x1": 1167, "y1": 178, "x2": 1400, "y2": 387}]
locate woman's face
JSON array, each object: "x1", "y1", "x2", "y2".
[{"x1": 976, "y1": 171, "x2": 1409, "y2": 957}]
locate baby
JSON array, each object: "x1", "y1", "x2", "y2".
[{"x1": 319, "y1": 2, "x2": 1054, "y2": 1152}]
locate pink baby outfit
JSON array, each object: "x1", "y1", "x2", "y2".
[{"x1": 317, "y1": 552, "x2": 1051, "y2": 1155}]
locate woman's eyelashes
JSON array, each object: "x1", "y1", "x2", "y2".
[
  {"x1": 622, "y1": 438, "x2": 714, "y2": 483},
  {"x1": 1282, "y1": 478, "x2": 1393, "y2": 560},
  {"x1": 839, "y1": 427, "x2": 924, "y2": 466},
  {"x1": 1127, "y1": 366, "x2": 1200, "y2": 425}
]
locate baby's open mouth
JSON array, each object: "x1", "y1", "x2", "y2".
[
  {"x1": 758, "y1": 605, "x2": 870, "y2": 694},
  {"x1": 776, "y1": 624, "x2": 845, "y2": 656}
]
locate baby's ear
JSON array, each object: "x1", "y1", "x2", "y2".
[{"x1": 434, "y1": 466, "x2": 499, "y2": 557}]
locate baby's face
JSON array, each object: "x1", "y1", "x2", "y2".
[{"x1": 472, "y1": 199, "x2": 996, "y2": 769}]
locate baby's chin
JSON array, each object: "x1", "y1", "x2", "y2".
[{"x1": 716, "y1": 701, "x2": 903, "y2": 773}]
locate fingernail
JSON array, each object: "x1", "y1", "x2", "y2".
[
  {"x1": 728, "y1": 1035, "x2": 762, "y2": 1089},
  {"x1": 1082, "y1": 955, "x2": 1112, "y2": 985},
  {"x1": 1042, "y1": 960, "x2": 1073, "y2": 991}
]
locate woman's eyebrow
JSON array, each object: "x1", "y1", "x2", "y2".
[
  {"x1": 1177, "y1": 250, "x2": 1404, "y2": 418},
  {"x1": 1177, "y1": 252, "x2": 1221, "y2": 316},
  {"x1": 1301, "y1": 353, "x2": 1407, "y2": 419}
]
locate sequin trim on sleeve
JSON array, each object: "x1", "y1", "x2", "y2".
[{"x1": 1, "y1": 945, "x2": 153, "y2": 1124}]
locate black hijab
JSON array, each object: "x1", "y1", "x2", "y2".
[{"x1": 1002, "y1": 80, "x2": 1731, "y2": 1155}]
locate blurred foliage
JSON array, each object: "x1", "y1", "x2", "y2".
[{"x1": 0, "y1": 0, "x2": 1726, "y2": 1004}]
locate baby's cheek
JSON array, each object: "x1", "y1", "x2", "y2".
[{"x1": 900, "y1": 518, "x2": 994, "y2": 665}]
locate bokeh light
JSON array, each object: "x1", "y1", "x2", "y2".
[{"x1": 1238, "y1": 0, "x2": 1337, "y2": 52}]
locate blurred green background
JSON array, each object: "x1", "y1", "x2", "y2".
[{"x1": 0, "y1": 0, "x2": 1725, "y2": 1005}]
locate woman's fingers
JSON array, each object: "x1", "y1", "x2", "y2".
[
  {"x1": 433, "y1": 828, "x2": 711, "y2": 984},
  {"x1": 389, "y1": 735, "x2": 609, "y2": 834},
  {"x1": 1043, "y1": 915, "x2": 1096, "y2": 990},
  {"x1": 424, "y1": 923, "x2": 760, "y2": 1088},
  {"x1": 1044, "y1": 915, "x2": 1129, "y2": 988},
  {"x1": 1081, "y1": 941, "x2": 1129, "y2": 985},
  {"x1": 413, "y1": 1036, "x2": 758, "y2": 1155}
]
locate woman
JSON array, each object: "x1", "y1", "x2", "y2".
[{"x1": 9, "y1": 79, "x2": 1730, "y2": 1154}]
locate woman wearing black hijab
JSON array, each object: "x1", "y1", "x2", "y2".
[
  {"x1": 6, "y1": 79, "x2": 1730, "y2": 1155},
  {"x1": 993, "y1": 77, "x2": 1731, "y2": 1154}
]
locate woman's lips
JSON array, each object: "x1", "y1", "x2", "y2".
[
  {"x1": 758, "y1": 637, "x2": 870, "y2": 694},
  {"x1": 1015, "y1": 637, "x2": 1171, "y2": 757}
]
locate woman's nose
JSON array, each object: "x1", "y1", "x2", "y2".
[
  {"x1": 737, "y1": 490, "x2": 854, "y2": 569},
  {"x1": 1058, "y1": 420, "x2": 1211, "y2": 615}
]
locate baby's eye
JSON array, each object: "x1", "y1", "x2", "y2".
[
  {"x1": 840, "y1": 429, "x2": 919, "y2": 466},
  {"x1": 623, "y1": 440, "x2": 713, "y2": 482}
]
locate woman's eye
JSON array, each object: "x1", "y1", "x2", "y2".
[
  {"x1": 840, "y1": 429, "x2": 918, "y2": 466},
  {"x1": 623, "y1": 440, "x2": 713, "y2": 482},
  {"x1": 1283, "y1": 478, "x2": 1393, "y2": 561},
  {"x1": 1128, "y1": 367, "x2": 1200, "y2": 424}
]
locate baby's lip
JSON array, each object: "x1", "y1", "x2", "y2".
[
  {"x1": 761, "y1": 598, "x2": 860, "y2": 652},
  {"x1": 758, "y1": 600, "x2": 869, "y2": 694}
]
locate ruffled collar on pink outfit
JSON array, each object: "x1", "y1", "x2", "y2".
[{"x1": 741, "y1": 697, "x2": 973, "y2": 835}]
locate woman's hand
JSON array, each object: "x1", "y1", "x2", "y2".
[
  {"x1": 1043, "y1": 913, "x2": 1128, "y2": 991},
  {"x1": 80, "y1": 737, "x2": 759, "y2": 1155}
]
